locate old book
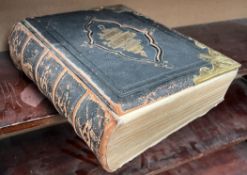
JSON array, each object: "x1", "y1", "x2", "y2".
[{"x1": 8, "y1": 5, "x2": 240, "y2": 172}]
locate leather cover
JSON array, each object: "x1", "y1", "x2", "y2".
[{"x1": 8, "y1": 5, "x2": 240, "y2": 171}]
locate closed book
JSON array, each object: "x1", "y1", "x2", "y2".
[{"x1": 8, "y1": 5, "x2": 240, "y2": 172}]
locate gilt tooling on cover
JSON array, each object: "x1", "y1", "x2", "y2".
[{"x1": 14, "y1": 7, "x2": 238, "y2": 115}]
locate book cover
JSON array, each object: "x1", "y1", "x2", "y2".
[{"x1": 8, "y1": 5, "x2": 240, "y2": 171}]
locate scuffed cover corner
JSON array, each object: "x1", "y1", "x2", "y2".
[
  {"x1": 192, "y1": 40, "x2": 241, "y2": 84},
  {"x1": 8, "y1": 22, "x2": 117, "y2": 172}
]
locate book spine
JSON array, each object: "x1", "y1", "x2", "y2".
[{"x1": 8, "y1": 22, "x2": 116, "y2": 170}]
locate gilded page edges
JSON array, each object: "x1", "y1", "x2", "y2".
[
  {"x1": 193, "y1": 40, "x2": 241, "y2": 84},
  {"x1": 8, "y1": 22, "x2": 117, "y2": 171}
]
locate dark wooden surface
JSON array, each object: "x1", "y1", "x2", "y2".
[
  {"x1": 161, "y1": 142, "x2": 247, "y2": 175},
  {"x1": 1, "y1": 77, "x2": 247, "y2": 175},
  {"x1": 176, "y1": 18, "x2": 247, "y2": 77},
  {"x1": 0, "y1": 52, "x2": 63, "y2": 138},
  {"x1": 0, "y1": 52, "x2": 56, "y2": 125},
  {"x1": 1, "y1": 18, "x2": 247, "y2": 136}
]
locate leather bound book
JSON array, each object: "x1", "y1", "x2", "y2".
[{"x1": 8, "y1": 5, "x2": 240, "y2": 172}]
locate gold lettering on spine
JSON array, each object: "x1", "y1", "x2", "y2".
[
  {"x1": 71, "y1": 93, "x2": 88, "y2": 134},
  {"x1": 34, "y1": 50, "x2": 49, "y2": 83},
  {"x1": 20, "y1": 36, "x2": 30, "y2": 60},
  {"x1": 79, "y1": 119, "x2": 97, "y2": 151},
  {"x1": 20, "y1": 36, "x2": 33, "y2": 79},
  {"x1": 38, "y1": 55, "x2": 52, "y2": 95},
  {"x1": 9, "y1": 23, "x2": 28, "y2": 69},
  {"x1": 52, "y1": 69, "x2": 67, "y2": 103}
]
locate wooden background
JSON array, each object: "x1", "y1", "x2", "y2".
[{"x1": 1, "y1": 0, "x2": 247, "y2": 52}]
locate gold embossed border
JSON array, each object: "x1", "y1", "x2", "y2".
[
  {"x1": 85, "y1": 17, "x2": 172, "y2": 68},
  {"x1": 193, "y1": 40, "x2": 241, "y2": 84}
]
